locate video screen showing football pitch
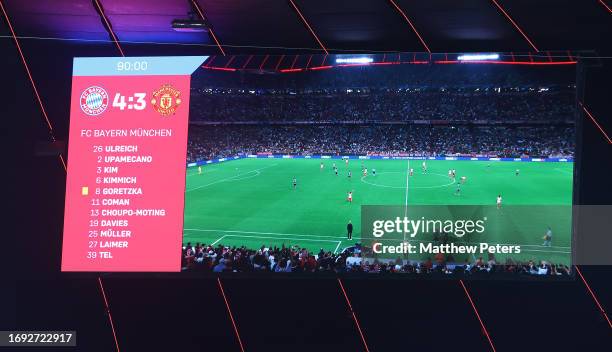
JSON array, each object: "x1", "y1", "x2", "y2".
[
  {"x1": 184, "y1": 158, "x2": 572, "y2": 265},
  {"x1": 182, "y1": 57, "x2": 576, "y2": 272}
]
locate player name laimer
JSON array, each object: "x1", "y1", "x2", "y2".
[{"x1": 372, "y1": 242, "x2": 521, "y2": 254}]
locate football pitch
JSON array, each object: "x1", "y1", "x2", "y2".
[{"x1": 183, "y1": 158, "x2": 573, "y2": 265}]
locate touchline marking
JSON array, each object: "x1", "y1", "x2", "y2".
[
  {"x1": 186, "y1": 164, "x2": 277, "y2": 192},
  {"x1": 211, "y1": 235, "x2": 226, "y2": 245},
  {"x1": 183, "y1": 228, "x2": 570, "y2": 249},
  {"x1": 334, "y1": 241, "x2": 342, "y2": 253},
  {"x1": 186, "y1": 168, "x2": 219, "y2": 177},
  {"x1": 184, "y1": 228, "x2": 346, "y2": 239},
  {"x1": 554, "y1": 168, "x2": 574, "y2": 175},
  {"x1": 208, "y1": 234, "x2": 340, "y2": 243}
]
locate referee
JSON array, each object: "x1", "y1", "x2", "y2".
[{"x1": 347, "y1": 220, "x2": 353, "y2": 240}]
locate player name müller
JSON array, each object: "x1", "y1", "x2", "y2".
[{"x1": 372, "y1": 242, "x2": 521, "y2": 254}]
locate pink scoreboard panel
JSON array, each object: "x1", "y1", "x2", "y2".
[{"x1": 61, "y1": 57, "x2": 207, "y2": 272}]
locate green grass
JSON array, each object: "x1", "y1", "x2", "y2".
[{"x1": 183, "y1": 158, "x2": 573, "y2": 265}]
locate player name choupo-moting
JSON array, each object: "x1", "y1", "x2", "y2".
[{"x1": 372, "y1": 242, "x2": 521, "y2": 254}]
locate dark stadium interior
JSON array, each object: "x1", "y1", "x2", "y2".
[{"x1": 4, "y1": 0, "x2": 612, "y2": 351}]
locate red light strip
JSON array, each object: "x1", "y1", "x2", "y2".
[
  {"x1": 280, "y1": 68, "x2": 303, "y2": 72},
  {"x1": 459, "y1": 280, "x2": 496, "y2": 352},
  {"x1": 579, "y1": 102, "x2": 612, "y2": 144},
  {"x1": 490, "y1": 0, "x2": 539, "y2": 52},
  {"x1": 599, "y1": 0, "x2": 612, "y2": 13},
  {"x1": 98, "y1": 277, "x2": 121, "y2": 352},
  {"x1": 575, "y1": 266, "x2": 612, "y2": 328},
  {"x1": 202, "y1": 66, "x2": 237, "y2": 72},
  {"x1": 191, "y1": 0, "x2": 226, "y2": 56},
  {"x1": 93, "y1": 0, "x2": 125, "y2": 57},
  {"x1": 309, "y1": 65, "x2": 333, "y2": 70},
  {"x1": 288, "y1": 0, "x2": 329, "y2": 54},
  {"x1": 338, "y1": 279, "x2": 371, "y2": 352},
  {"x1": 0, "y1": 0, "x2": 65, "y2": 170},
  {"x1": 388, "y1": 0, "x2": 431, "y2": 53},
  {"x1": 217, "y1": 278, "x2": 245, "y2": 352}
]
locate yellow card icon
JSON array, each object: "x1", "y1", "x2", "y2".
[{"x1": 81, "y1": 186, "x2": 89, "y2": 196}]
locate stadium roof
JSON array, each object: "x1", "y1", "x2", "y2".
[{"x1": 2, "y1": 0, "x2": 610, "y2": 55}]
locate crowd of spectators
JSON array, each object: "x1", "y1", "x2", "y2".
[
  {"x1": 190, "y1": 88, "x2": 574, "y2": 123},
  {"x1": 181, "y1": 242, "x2": 571, "y2": 277},
  {"x1": 186, "y1": 124, "x2": 574, "y2": 162},
  {"x1": 192, "y1": 62, "x2": 575, "y2": 90}
]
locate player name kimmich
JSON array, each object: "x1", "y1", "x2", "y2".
[{"x1": 103, "y1": 176, "x2": 137, "y2": 184}]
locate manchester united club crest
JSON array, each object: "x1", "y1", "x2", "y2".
[{"x1": 151, "y1": 84, "x2": 182, "y2": 116}]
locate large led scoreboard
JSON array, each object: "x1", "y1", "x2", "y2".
[{"x1": 61, "y1": 56, "x2": 207, "y2": 272}]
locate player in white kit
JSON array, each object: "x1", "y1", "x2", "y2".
[{"x1": 497, "y1": 194, "x2": 502, "y2": 209}]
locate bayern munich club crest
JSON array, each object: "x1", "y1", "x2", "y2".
[
  {"x1": 151, "y1": 84, "x2": 182, "y2": 116},
  {"x1": 80, "y1": 86, "x2": 109, "y2": 116}
]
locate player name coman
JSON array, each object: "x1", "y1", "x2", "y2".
[
  {"x1": 104, "y1": 155, "x2": 152, "y2": 163},
  {"x1": 99, "y1": 241, "x2": 129, "y2": 248},
  {"x1": 102, "y1": 187, "x2": 143, "y2": 195},
  {"x1": 103, "y1": 176, "x2": 137, "y2": 184},
  {"x1": 106, "y1": 145, "x2": 138, "y2": 152}
]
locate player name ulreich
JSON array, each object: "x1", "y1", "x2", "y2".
[
  {"x1": 101, "y1": 198, "x2": 130, "y2": 205},
  {"x1": 105, "y1": 145, "x2": 138, "y2": 152},
  {"x1": 103, "y1": 155, "x2": 152, "y2": 163},
  {"x1": 100, "y1": 209, "x2": 166, "y2": 216}
]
